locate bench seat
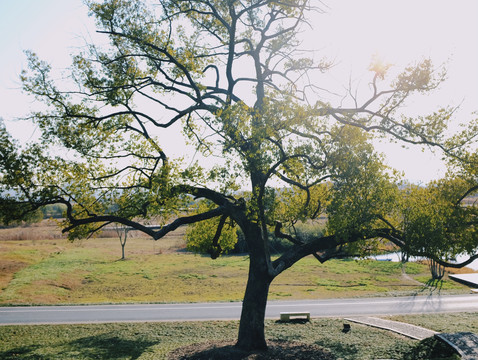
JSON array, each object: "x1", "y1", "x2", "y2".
[{"x1": 280, "y1": 312, "x2": 310, "y2": 322}]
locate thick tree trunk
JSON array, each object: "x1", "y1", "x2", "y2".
[{"x1": 236, "y1": 256, "x2": 272, "y2": 351}]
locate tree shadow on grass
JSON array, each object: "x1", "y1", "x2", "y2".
[
  {"x1": 425, "y1": 278, "x2": 444, "y2": 291},
  {"x1": 168, "y1": 340, "x2": 334, "y2": 360},
  {"x1": 0, "y1": 344, "x2": 44, "y2": 360},
  {"x1": 0, "y1": 334, "x2": 157, "y2": 360},
  {"x1": 314, "y1": 339, "x2": 359, "y2": 359},
  {"x1": 67, "y1": 334, "x2": 157, "y2": 359},
  {"x1": 406, "y1": 276, "x2": 447, "y2": 297}
]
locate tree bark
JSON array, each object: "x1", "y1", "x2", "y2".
[
  {"x1": 236, "y1": 261, "x2": 271, "y2": 350},
  {"x1": 236, "y1": 257, "x2": 272, "y2": 351}
]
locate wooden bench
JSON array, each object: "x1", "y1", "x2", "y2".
[{"x1": 280, "y1": 312, "x2": 310, "y2": 322}]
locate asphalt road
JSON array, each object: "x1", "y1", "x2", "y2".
[{"x1": 1, "y1": 294, "x2": 477, "y2": 325}]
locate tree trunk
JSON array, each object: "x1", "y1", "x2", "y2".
[
  {"x1": 121, "y1": 242, "x2": 125, "y2": 260},
  {"x1": 236, "y1": 256, "x2": 272, "y2": 351},
  {"x1": 430, "y1": 259, "x2": 445, "y2": 280}
]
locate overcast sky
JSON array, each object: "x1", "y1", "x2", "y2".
[{"x1": 1, "y1": 0, "x2": 477, "y2": 183}]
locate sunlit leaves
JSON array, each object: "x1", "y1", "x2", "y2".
[
  {"x1": 326, "y1": 126, "x2": 399, "y2": 244},
  {"x1": 400, "y1": 107, "x2": 453, "y2": 143},
  {"x1": 393, "y1": 58, "x2": 440, "y2": 92},
  {"x1": 400, "y1": 178, "x2": 478, "y2": 260},
  {"x1": 87, "y1": 0, "x2": 151, "y2": 37}
]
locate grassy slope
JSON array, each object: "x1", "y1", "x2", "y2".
[
  {"x1": 1, "y1": 220, "x2": 474, "y2": 306},
  {"x1": 0, "y1": 235, "x2": 470, "y2": 305}
]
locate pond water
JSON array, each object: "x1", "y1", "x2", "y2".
[{"x1": 372, "y1": 252, "x2": 478, "y2": 271}]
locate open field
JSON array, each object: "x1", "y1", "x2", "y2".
[
  {"x1": 0, "y1": 222, "x2": 476, "y2": 359},
  {"x1": 0, "y1": 221, "x2": 474, "y2": 305},
  {"x1": 1, "y1": 312, "x2": 477, "y2": 359}
]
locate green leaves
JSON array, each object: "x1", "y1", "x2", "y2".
[
  {"x1": 1, "y1": 0, "x2": 476, "y2": 276},
  {"x1": 394, "y1": 59, "x2": 435, "y2": 92},
  {"x1": 326, "y1": 126, "x2": 398, "y2": 245},
  {"x1": 400, "y1": 178, "x2": 478, "y2": 260},
  {"x1": 186, "y1": 201, "x2": 237, "y2": 256}
]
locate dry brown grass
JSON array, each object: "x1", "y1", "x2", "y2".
[
  {"x1": 0, "y1": 220, "x2": 187, "y2": 303},
  {"x1": 415, "y1": 259, "x2": 477, "y2": 275},
  {"x1": 0, "y1": 219, "x2": 68, "y2": 240},
  {"x1": 0, "y1": 219, "x2": 177, "y2": 241}
]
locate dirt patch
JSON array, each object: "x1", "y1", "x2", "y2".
[
  {"x1": 0, "y1": 260, "x2": 28, "y2": 291},
  {"x1": 167, "y1": 340, "x2": 334, "y2": 360},
  {"x1": 400, "y1": 272, "x2": 424, "y2": 286},
  {"x1": 447, "y1": 266, "x2": 478, "y2": 275}
]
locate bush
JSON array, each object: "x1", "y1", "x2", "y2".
[
  {"x1": 232, "y1": 221, "x2": 324, "y2": 255},
  {"x1": 185, "y1": 202, "x2": 237, "y2": 255},
  {"x1": 294, "y1": 221, "x2": 324, "y2": 242}
]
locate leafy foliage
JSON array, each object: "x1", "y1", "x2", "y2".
[
  {"x1": 400, "y1": 178, "x2": 478, "y2": 262},
  {"x1": 186, "y1": 201, "x2": 238, "y2": 256},
  {"x1": 1, "y1": 0, "x2": 477, "y2": 350},
  {"x1": 326, "y1": 127, "x2": 398, "y2": 243}
]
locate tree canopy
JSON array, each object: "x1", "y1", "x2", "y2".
[{"x1": 0, "y1": 0, "x2": 477, "y2": 351}]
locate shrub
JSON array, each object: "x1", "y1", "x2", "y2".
[{"x1": 185, "y1": 202, "x2": 237, "y2": 255}]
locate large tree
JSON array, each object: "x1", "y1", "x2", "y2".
[{"x1": 1, "y1": 0, "x2": 477, "y2": 351}]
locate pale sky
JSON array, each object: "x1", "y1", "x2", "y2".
[{"x1": 1, "y1": 0, "x2": 477, "y2": 183}]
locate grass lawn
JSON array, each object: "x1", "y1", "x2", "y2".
[
  {"x1": 0, "y1": 223, "x2": 476, "y2": 359},
  {"x1": 1, "y1": 313, "x2": 477, "y2": 359},
  {"x1": 0, "y1": 224, "x2": 472, "y2": 305},
  {"x1": 0, "y1": 243, "x2": 469, "y2": 305}
]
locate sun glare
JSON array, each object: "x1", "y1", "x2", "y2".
[
  {"x1": 308, "y1": 0, "x2": 476, "y2": 73},
  {"x1": 304, "y1": 0, "x2": 478, "y2": 183},
  {"x1": 0, "y1": 0, "x2": 476, "y2": 184}
]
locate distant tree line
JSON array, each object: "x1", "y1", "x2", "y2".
[
  {"x1": 41, "y1": 204, "x2": 67, "y2": 219},
  {"x1": 0, "y1": 204, "x2": 66, "y2": 227}
]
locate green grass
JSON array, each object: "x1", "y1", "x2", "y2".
[
  {"x1": 0, "y1": 320, "x2": 415, "y2": 360},
  {"x1": 0, "y1": 231, "x2": 476, "y2": 359},
  {"x1": 386, "y1": 312, "x2": 478, "y2": 334},
  {"x1": 0, "y1": 237, "x2": 470, "y2": 305},
  {"x1": 1, "y1": 313, "x2": 477, "y2": 359}
]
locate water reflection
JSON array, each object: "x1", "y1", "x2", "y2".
[{"x1": 371, "y1": 252, "x2": 478, "y2": 271}]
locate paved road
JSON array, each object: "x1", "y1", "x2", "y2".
[{"x1": 1, "y1": 294, "x2": 477, "y2": 325}]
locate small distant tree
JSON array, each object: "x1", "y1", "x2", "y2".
[
  {"x1": 0, "y1": 0, "x2": 477, "y2": 351},
  {"x1": 114, "y1": 223, "x2": 129, "y2": 260}
]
